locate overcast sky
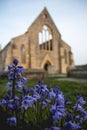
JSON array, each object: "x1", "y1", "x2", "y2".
[{"x1": 0, "y1": 0, "x2": 87, "y2": 65}]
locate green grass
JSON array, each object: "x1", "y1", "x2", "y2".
[
  {"x1": 0, "y1": 77, "x2": 87, "y2": 129},
  {"x1": 0, "y1": 78, "x2": 8, "y2": 99},
  {"x1": 0, "y1": 77, "x2": 87, "y2": 104},
  {"x1": 42, "y1": 77, "x2": 87, "y2": 104}
]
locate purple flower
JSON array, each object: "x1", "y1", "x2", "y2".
[
  {"x1": 41, "y1": 84, "x2": 49, "y2": 94},
  {"x1": 45, "y1": 126, "x2": 61, "y2": 130},
  {"x1": 6, "y1": 82, "x2": 13, "y2": 89},
  {"x1": 45, "y1": 99, "x2": 51, "y2": 104},
  {"x1": 3, "y1": 94, "x2": 11, "y2": 100},
  {"x1": 81, "y1": 110, "x2": 87, "y2": 121},
  {"x1": 22, "y1": 95, "x2": 35, "y2": 110},
  {"x1": 16, "y1": 81, "x2": 22, "y2": 91},
  {"x1": 34, "y1": 85, "x2": 40, "y2": 93},
  {"x1": 52, "y1": 107, "x2": 65, "y2": 122},
  {"x1": 8, "y1": 71, "x2": 14, "y2": 80},
  {"x1": 17, "y1": 66, "x2": 24, "y2": 72},
  {"x1": 2, "y1": 59, "x2": 86, "y2": 129},
  {"x1": 8, "y1": 104, "x2": 17, "y2": 111},
  {"x1": 64, "y1": 121, "x2": 81, "y2": 130},
  {"x1": 66, "y1": 113, "x2": 73, "y2": 122},
  {"x1": 14, "y1": 96, "x2": 19, "y2": 102},
  {"x1": 49, "y1": 90, "x2": 56, "y2": 99},
  {"x1": 8, "y1": 65, "x2": 14, "y2": 70},
  {"x1": 64, "y1": 98, "x2": 71, "y2": 105},
  {"x1": 21, "y1": 77, "x2": 27, "y2": 84},
  {"x1": 51, "y1": 127, "x2": 61, "y2": 130},
  {"x1": 52, "y1": 111, "x2": 61, "y2": 122},
  {"x1": 38, "y1": 79, "x2": 43, "y2": 85},
  {"x1": 53, "y1": 86, "x2": 60, "y2": 94},
  {"x1": 13, "y1": 59, "x2": 18, "y2": 66},
  {"x1": 21, "y1": 100, "x2": 29, "y2": 110},
  {"x1": 73, "y1": 103, "x2": 83, "y2": 112},
  {"x1": 7, "y1": 99, "x2": 18, "y2": 110},
  {"x1": 33, "y1": 93, "x2": 41, "y2": 101},
  {"x1": 50, "y1": 105, "x2": 57, "y2": 113},
  {"x1": 34, "y1": 84, "x2": 49, "y2": 96},
  {"x1": 75, "y1": 115, "x2": 81, "y2": 123},
  {"x1": 23, "y1": 87, "x2": 29, "y2": 95},
  {"x1": 56, "y1": 93, "x2": 64, "y2": 105},
  {"x1": 40, "y1": 101, "x2": 47, "y2": 108},
  {"x1": 0, "y1": 99, "x2": 7, "y2": 106},
  {"x1": 8, "y1": 90, "x2": 12, "y2": 97},
  {"x1": 40, "y1": 99, "x2": 50, "y2": 109},
  {"x1": 77, "y1": 95, "x2": 86, "y2": 105},
  {"x1": 50, "y1": 104, "x2": 66, "y2": 122},
  {"x1": 7, "y1": 116, "x2": 17, "y2": 127},
  {"x1": 15, "y1": 66, "x2": 24, "y2": 76}
]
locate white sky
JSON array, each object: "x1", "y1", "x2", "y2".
[{"x1": 0, "y1": 0, "x2": 87, "y2": 65}]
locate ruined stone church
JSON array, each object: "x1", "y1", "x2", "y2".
[{"x1": 0, "y1": 8, "x2": 74, "y2": 74}]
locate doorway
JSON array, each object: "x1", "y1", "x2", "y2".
[{"x1": 44, "y1": 61, "x2": 51, "y2": 71}]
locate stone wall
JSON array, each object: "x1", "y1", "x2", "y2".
[
  {"x1": 0, "y1": 8, "x2": 75, "y2": 74},
  {"x1": 0, "y1": 69, "x2": 47, "y2": 80},
  {"x1": 67, "y1": 68, "x2": 87, "y2": 78},
  {"x1": 60, "y1": 40, "x2": 74, "y2": 74},
  {"x1": 23, "y1": 69, "x2": 47, "y2": 80}
]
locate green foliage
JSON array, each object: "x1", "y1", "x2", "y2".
[
  {"x1": 0, "y1": 77, "x2": 87, "y2": 103},
  {"x1": 0, "y1": 79, "x2": 8, "y2": 98},
  {"x1": 19, "y1": 77, "x2": 86, "y2": 109},
  {"x1": 76, "y1": 64, "x2": 87, "y2": 70},
  {"x1": 0, "y1": 76, "x2": 87, "y2": 129},
  {"x1": 44, "y1": 78, "x2": 87, "y2": 104}
]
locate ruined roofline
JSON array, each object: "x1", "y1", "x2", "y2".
[
  {"x1": 1, "y1": 7, "x2": 62, "y2": 53},
  {"x1": 1, "y1": 31, "x2": 28, "y2": 54},
  {"x1": 0, "y1": 41, "x2": 11, "y2": 54},
  {"x1": 27, "y1": 7, "x2": 61, "y2": 37},
  {"x1": 1, "y1": 7, "x2": 63, "y2": 53},
  {"x1": 61, "y1": 39, "x2": 71, "y2": 49}
]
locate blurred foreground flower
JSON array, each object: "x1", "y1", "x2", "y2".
[{"x1": 0, "y1": 59, "x2": 87, "y2": 130}]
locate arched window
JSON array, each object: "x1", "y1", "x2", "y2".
[
  {"x1": 12, "y1": 44, "x2": 16, "y2": 49},
  {"x1": 69, "y1": 51, "x2": 72, "y2": 65},
  {"x1": 21, "y1": 45, "x2": 26, "y2": 63},
  {"x1": 64, "y1": 50, "x2": 67, "y2": 64},
  {"x1": 11, "y1": 44, "x2": 17, "y2": 62},
  {"x1": 38, "y1": 25, "x2": 53, "y2": 50}
]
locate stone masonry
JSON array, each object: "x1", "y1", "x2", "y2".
[{"x1": 0, "y1": 7, "x2": 75, "y2": 74}]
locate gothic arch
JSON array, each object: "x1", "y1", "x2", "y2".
[
  {"x1": 40, "y1": 54, "x2": 54, "y2": 69},
  {"x1": 44, "y1": 61, "x2": 51, "y2": 71},
  {"x1": 20, "y1": 44, "x2": 26, "y2": 63},
  {"x1": 12, "y1": 44, "x2": 17, "y2": 49},
  {"x1": 38, "y1": 24, "x2": 53, "y2": 50}
]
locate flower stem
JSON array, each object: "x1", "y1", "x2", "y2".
[{"x1": 12, "y1": 68, "x2": 16, "y2": 98}]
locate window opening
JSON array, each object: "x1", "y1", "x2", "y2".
[
  {"x1": 38, "y1": 25, "x2": 53, "y2": 51},
  {"x1": 21, "y1": 45, "x2": 26, "y2": 63},
  {"x1": 64, "y1": 50, "x2": 67, "y2": 64}
]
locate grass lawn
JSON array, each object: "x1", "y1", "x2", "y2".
[
  {"x1": 0, "y1": 76, "x2": 87, "y2": 104},
  {"x1": 0, "y1": 76, "x2": 87, "y2": 130}
]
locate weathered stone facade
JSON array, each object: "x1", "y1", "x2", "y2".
[{"x1": 0, "y1": 8, "x2": 75, "y2": 74}]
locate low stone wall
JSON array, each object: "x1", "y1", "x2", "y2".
[
  {"x1": 23, "y1": 69, "x2": 47, "y2": 80},
  {"x1": 0, "y1": 69, "x2": 47, "y2": 80},
  {"x1": 67, "y1": 68, "x2": 87, "y2": 78},
  {"x1": 0, "y1": 71, "x2": 8, "y2": 79}
]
